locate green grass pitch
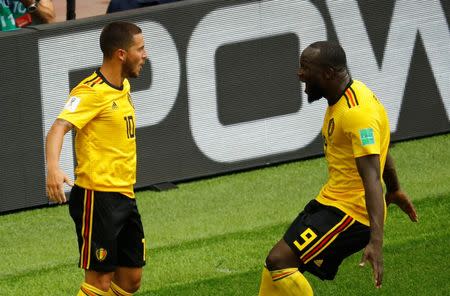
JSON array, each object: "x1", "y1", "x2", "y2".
[{"x1": 0, "y1": 133, "x2": 449, "y2": 295}]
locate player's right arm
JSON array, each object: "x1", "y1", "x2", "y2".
[
  {"x1": 46, "y1": 118, "x2": 74, "y2": 204},
  {"x1": 355, "y1": 154, "x2": 384, "y2": 289}
]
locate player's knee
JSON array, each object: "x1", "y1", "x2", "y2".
[
  {"x1": 128, "y1": 277, "x2": 141, "y2": 293},
  {"x1": 85, "y1": 270, "x2": 114, "y2": 292},
  {"x1": 111, "y1": 278, "x2": 141, "y2": 294},
  {"x1": 265, "y1": 251, "x2": 285, "y2": 271},
  {"x1": 122, "y1": 276, "x2": 141, "y2": 293},
  {"x1": 112, "y1": 268, "x2": 142, "y2": 293},
  {"x1": 265, "y1": 240, "x2": 299, "y2": 271}
]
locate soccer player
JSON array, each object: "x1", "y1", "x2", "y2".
[
  {"x1": 46, "y1": 21, "x2": 148, "y2": 296},
  {"x1": 258, "y1": 41, "x2": 418, "y2": 295}
]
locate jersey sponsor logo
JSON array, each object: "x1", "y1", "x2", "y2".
[
  {"x1": 64, "y1": 96, "x2": 81, "y2": 112},
  {"x1": 359, "y1": 128, "x2": 375, "y2": 146},
  {"x1": 95, "y1": 248, "x2": 108, "y2": 262},
  {"x1": 112, "y1": 101, "x2": 118, "y2": 110}
]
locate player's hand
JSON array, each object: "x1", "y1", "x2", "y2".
[
  {"x1": 46, "y1": 167, "x2": 74, "y2": 204},
  {"x1": 385, "y1": 190, "x2": 418, "y2": 222},
  {"x1": 360, "y1": 240, "x2": 383, "y2": 288}
]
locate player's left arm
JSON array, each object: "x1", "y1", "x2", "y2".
[
  {"x1": 355, "y1": 154, "x2": 384, "y2": 289},
  {"x1": 383, "y1": 152, "x2": 418, "y2": 222}
]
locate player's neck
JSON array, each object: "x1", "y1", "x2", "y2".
[
  {"x1": 99, "y1": 63, "x2": 124, "y2": 89},
  {"x1": 326, "y1": 74, "x2": 351, "y2": 106}
]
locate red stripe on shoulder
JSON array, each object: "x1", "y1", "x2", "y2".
[{"x1": 345, "y1": 89, "x2": 356, "y2": 107}]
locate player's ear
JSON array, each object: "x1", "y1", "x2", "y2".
[
  {"x1": 324, "y1": 66, "x2": 334, "y2": 80},
  {"x1": 116, "y1": 48, "x2": 127, "y2": 62}
]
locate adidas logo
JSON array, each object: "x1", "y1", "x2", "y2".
[
  {"x1": 112, "y1": 101, "x2": 118, "y2": 110},
  {"x1": 314, "y1": 259, "x2": 323, "y2": 267}
]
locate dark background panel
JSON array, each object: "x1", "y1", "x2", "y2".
[
  {"x1": 216, "y1": 33, "x2": 301, "y2": 125},
  {"x1": 0, "y1": 30, "x2": 47, "y2": 213},
  {"x1": 357, "y1": 0, "x2": 395, "y2": 68},
  {"x1": 394, "y1": 34, "x2": 450, "y2": 140}
]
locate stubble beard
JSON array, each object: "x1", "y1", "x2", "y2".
[
  {"x1": 305, "y1": 84, "x2": 324, "y2": 103},
  {"x1": 123, "y1": 60, "x2": 140, "y2": 79},
  {"x1": 307, "y1": 93, "x2": 323, "y2": 103}
]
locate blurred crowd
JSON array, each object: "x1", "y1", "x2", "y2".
[{"x1": 1, "y1": 0, "x2": 182, "y2": 31}]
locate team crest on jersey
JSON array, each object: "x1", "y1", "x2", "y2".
[
  {"x1": 327, "y1": 118, "x2": 335, "y2": 137},
  {"x1": 64, "y1": 96, "x2": 81, "y2": 112},
  {"x1": 127, "y1": 93, "x2": 135, "y2": 110},
  {"x1": 96, "y1": 248, "x2": 108, "y2": 262}
]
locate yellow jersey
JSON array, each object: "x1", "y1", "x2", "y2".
[
  {"x1": 316, "y1": 80, "x2": 390, "y2": 226},
  {"x1": 58, "y1": 70, "x2": 137, "y2": 198}
]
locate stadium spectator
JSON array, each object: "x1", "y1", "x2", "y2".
[
  {"x1": 106, "y1": 0, "x2": 181, "y2": 13},
  {"x1": 46, "y1": 21, "x2": 148, "y2": 296},
  {"x1": 258, "y1": 41, "x2": 418, "y2": 295},
  {"x1": 0, "y1": 0, "x2": 55, "y2": 31}
]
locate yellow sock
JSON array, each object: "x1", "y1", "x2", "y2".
[
  {"x1": 77, "y1": 282, "x2": 108, "y2": 296},
  {"x1": 106, "y1": 281, "x2": 133, "y2": 296},
  {"x1": 259, "y1": 266, "x2": 281, "y2": 295},
  {"x1": 271, "y1": 268, "x2": 313, "y2": 296}
]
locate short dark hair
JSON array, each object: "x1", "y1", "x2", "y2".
[
  {"x1": 309, "y1": 41, "x2": 347, "y2": 71},
  {"x1": 100, "y1": 21, "x2": 142, "y2": 59}
]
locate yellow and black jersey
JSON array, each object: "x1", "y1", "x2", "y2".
[
  {"x1": 316, "y1": 80, "x2": 390, "y2": 226},
  {"x1": 58, "y1": 70, "x2": 137, "y2": 198}
]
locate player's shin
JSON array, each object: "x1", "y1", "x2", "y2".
[
  {"x1": 259, "y1": 266, "x2": 313, "y2": 296},
  {"x1": 271, "y1": 268, "x2": 313, "y2": 296},
  {"x1": 77, "y1": 282, "x2": 108, "y2": 295},
  {"x1": 258, "y1": 266, "x2": 280, "y2": 296}
]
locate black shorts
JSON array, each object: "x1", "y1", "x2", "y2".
[
  {"x1": 283, "y1": 200, "x2": 370, "y2": 280},
  {"x1": 69, "y1": 185, "x2": 146, "y2": 272}
]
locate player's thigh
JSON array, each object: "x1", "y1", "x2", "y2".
[
  {"x1": 304, "y1": 219, "x2": 370, "y2": 280},
  {"x1": 283, "y1": 200, "x2": 369, "y2": 280},
  {"x1": 68, "y1": 185, "x2": 87, "y2": 243},
  {"x1": 69, "y1": 186, "x2": 131, "y2": 272},
  {"x1": 265, "y1": 238, "x2": 300, "y2": 270},
  {"x1": 117, "y1": 199, "x2": 146, "y2": 268}
]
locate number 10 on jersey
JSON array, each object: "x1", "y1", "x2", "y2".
[{"x1": 124, "y1": 116, "x2": 135, "y2": 139}]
